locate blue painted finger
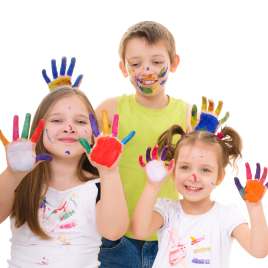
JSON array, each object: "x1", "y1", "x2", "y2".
[
  {"x1": 67, "y1": 57, "x2": 76, "y2": 76},
  {"x1": 255, "y1": 163, "x2": 261, "y2": 180},
  {"x1": 121, "y1": 131, "x2": 135, "y2": 145},
  {"x1": 60, "y1": 57, "x2": 67, "y2": 76},
  {"x1": 73, "y1": 74, "x2": 84, "y2": 88},
  {"x1": 160, "y1": 146, "x2": 169, "y2": 161},
  {"x1": 89, "y1": 114, "x2": 100, "y2": 137},
  {"x1": 51, "y1": 59, "x2": 58, "y2": 79},
  {"x1": 234, "y1": 177, "x2": 244, "y2": 198},
  {"x1": 36, "y1": 154, "x2": 52, "y2": 163},
  {"x1": 146, "y1": 147, "x2": 152, "y2": 163},
  {"x1": 42, "y1": 69, "x2": 51, "y2": 84}
]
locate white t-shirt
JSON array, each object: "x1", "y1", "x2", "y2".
[
  {"x1": 153, "y1": 198, "x2": 247, "y2": 268},
  {"x1": 8, "y1": 178, "x2": 102, "y2": 268}
]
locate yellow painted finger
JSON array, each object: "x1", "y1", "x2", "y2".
[
  {"x1": 215, "y1": 101, "x2": 223, "y2": 116},
  {"x1": 102, "y1": 110, "x2": 109, "y2": 136},
  {"x1": 201, "y1": 96, "x2": 207, "y2": 112},
  {"x1": 208, "y1": 99, "x2": 214, "y2": 113},
  {"x1": 0, "y1": 130, "x2": 9, "y2": 146}
]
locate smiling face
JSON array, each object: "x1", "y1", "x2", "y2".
[
  {"x1": 43, "y1": 95, "x2": 92, "y2": 159},
  {"x1": 120, "y1": 38, "x2": 179, "y2": 96}
]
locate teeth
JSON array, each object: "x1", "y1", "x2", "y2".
[
  {"x1": 186, "y1": 186, "x2": 201, "y2": 190},
  {"x1": 142, "y1": 80, "x2": 156, "y2": 85}
]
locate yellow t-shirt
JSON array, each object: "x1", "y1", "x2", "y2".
[{"x1": 116, "y1": 94, "x2": 187, "y2": 241}]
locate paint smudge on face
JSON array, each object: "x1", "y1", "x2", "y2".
[
  {"x1": 190, "y1": 235, "x2": 205, "y2": 246},
  {"x1": 138, "y1": 55, "x2": 141, "y2": 58},
  {"x1": 158, "y1": 65, "x2": 168, "y2": 78},
  {"x1": 68, "y1": 107, "x2": 71, "y2": 109},
  {"x1": 65, "y1": 151, "x2": 70, "y2": 155},
  {"x1": 128, "y1": 69, "x2": 131, "y2": 75},
  {"x1": 211, "y1": 182, "x2": 215, "y2": 187},
  {"x1": 192, "y1": 174, "x2": 197, "y2": 182},
  {"x1": 85, "y1": 130, "x2": 87, "y2": 133},
  {"x1": 69, "y1": 125, "x2": 72, "y2": 131},
  {"x1": 126, "y1": 58, "x2": 131, "y2": 65},
  {"x1": 192, "y1": 258, "x2": 210, "y2": 264},
  {"x1": 132, "y1": 69, "x2": 135, "y2": 72},
  {"x1": 60, "y1": 209, "x2": 75, "y2": 221},
  {"x1": 193, "y1": 247, "x2": 211, "y2": 253},
  {"x1": 201, "y1": 156, "x2": 203, "y2": 158},
  {"x1": 59, "y1": 220, "x2": 77, "y2": 229},
  {"x1": 160, "y1": 79, "x2": 167, "y2": 85},
  {"x1": 146, "y1": 67, "x2": 149, "y2": 71},
  {"x1": 46, "y1": 129, "x2": 52, "y2": 144}
]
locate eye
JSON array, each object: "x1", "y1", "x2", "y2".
[
  {"x1": 77, "y1": 120, "x2": 86, "y2": 124},
  {"x1": 202, "y1": 168, "x2": 210, "y2": 173},
  {"x1": 154, "y1": 61, "x2": 164, "y2": 65},
  {"x1": 181, "y1": 165, "x2": 189, "y2": 170},
  {"x1": 131, "y1": 63, "x2": 140, "y2": 67},
  {"x1": 52, "y1": 119, "x2": 61, "y2": 123}
]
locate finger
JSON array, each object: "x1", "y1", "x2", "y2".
[
  {"x1": 201, "y1": 96, "x2": 207, "y2": 112},
  {"x1": 51, "y1": 59, "x2": 58, "y2": 79},
  {"x1": 139, "y1": 155, "x2": 146, "y2": 168},
  {"x1": 167, "y1": 159, "x2": 174, "y2": 171},
  {"x1": 234, "y1": 177, "x2": 245, "y2": 198},
  {"x1": 219, "y1": 112, "x2": 230, "y2": 125},
  {"x1": 0, "y1": 130, "x2": 9, "y2": 146},
  {"x1": 255, "y1": 163, "x2": 261, "y2": 180},
  {"x1": 260, "y1": 167, "x2": 268, "y2": 184},
  {"x1": 112, "y1": 114, "x2": 119, "y2": 138},
  {"x1": 21, "y1": 113, "x2": 31, "y2": 140},
  {"x1": 214, "y1": 101, "x2": 223, "y2": 117},
  {"x1": 121, "y1": 131, "x2": 135, "y2": 145},
  {"x1": 67, "y1": 57, "x2": 76, "y2": 77},
  {"x1": 102, "y1": 110, "x2": 109, "y2": 136},
  {"x1": 191, "y1": 104, "x2": 198, "y2": 128},
  {"x1": 146, "y1": 147, "x2": 152, "y2": 163},
  {"x1": 89, "y1": 114, "x2": 100, "y2": 137},
  {"x1": 208, "y1": 99, "x2": 214, "y2": 113},
  {"x1": 13, "y1": 115, "x2": 19, "y2": 142},
  {"x1": 36, "y1": 154, "x2": 52, "y2": 163},
  {"x1": 160, "y1": 146, "x2": 169, "y2": 161},
  {"x1": 245, "y1": 162, "x2": 252, "y2": 180},
  {"x1": 152, "y1": 145, "x2": 159, "y2": 160},
  {"x1": 30, "y1": 119, "x2": 45, "y2": 143},
  {"x1": 73, "y1": 74, "x2": 84, "y2": 88},
  {"x1": 78, "y1": 137, "x2": 91, "y2": 154},
  {"x1": 42, "y1": 69, "x2": 51, "y2": 84},
  {"x1": 60, "y1": 57, "x2": 67, "y2": 76}
]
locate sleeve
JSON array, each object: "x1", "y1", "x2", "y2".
[{"x1": 95, "y1": 182, "x2": 101, "y2": 204}]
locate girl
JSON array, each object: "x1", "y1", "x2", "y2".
[
  {"x1": 0, "y1": 85, "x2": 133, "y2": 267},
  {"x1": 130, "y1": 125, "x2": 268, "y2": 267}
]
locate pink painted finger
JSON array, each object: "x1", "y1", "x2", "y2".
[
  {"x1": 31, "y1": 119, "x2": 45, "y2": 143},
  {"x1": 13, "y1": 115, "x2": 19, "y2": 141},
  {"x1": 245, "y1": 162, "x2": 252, "y2": 180},
  {"x1": 167, "y1": 159, "x2": 174, "y2": 171},
  {"x1": 260, "y1": 167, "x2": 268, "y2": 184},
  {"x1": 139, "y1": 155, "x2": 146, "y2": 168},
  {"x1": 112, "y1": 114, "x2": 119, "y2": 138},
  {"x1": 152, "y1": 145, "x2": 159, "y2": 160}
]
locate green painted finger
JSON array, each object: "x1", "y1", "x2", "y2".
[
  {"x1": 215, "y1": 101, "x2": 223, "y2": 116},
  {"x1": 201, "y1": 96, "x2": 207, "y2": 111},
  {"x1": 78, "y1": 137, "x2": 91, "y2": 154},
  {"x1": 219, "y1": 112, "x2": 230, "y2": 124},
  {"x1": 191, "y1": 104, "x2": 198, "y2": 128},
  {"x1": 21, "y1": 113, "x2": 31, "y2": 140}
]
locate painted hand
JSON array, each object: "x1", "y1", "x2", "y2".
[
  {"x1": 0, "y1": 114, "x2": 52, "y2": 174},
  {"x1": 78, "y1": 110, "x2": 135, "y2": 168},
  {"x1": 191, "y1": 96, "x2": 229, "y2": 134},
  {"x1": 42, "y1": 57, "x2": 83, "y2": 92},
  {"x1": 139, "y1": 145, "x2": 174, "y2": 183},
  {"x1": 234, "y1": 163, "x2": 268, "y2": 203}
]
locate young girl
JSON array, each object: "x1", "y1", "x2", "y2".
[
  {"x1": 0, "y1": 84, "x2": 133, "y2": 267},
  {"x1": 130, "y1": 125, "x2": 268, "y2": 267}
]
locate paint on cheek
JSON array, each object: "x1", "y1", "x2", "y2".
[
  {"x1": 158, "y1": 65, "x2": 168, "y2": 78},
  {"x1": 46, "y1": 129, "x2": 52, "y2": 144},
  {"x1": 146, "y1": 67, "x2": 149, "y2": 71},
  {"x1": 126, "y1": 58, "x2": 131, "y2": 65},
  {"x1": 192, "y1": 174, "x2": 197, "y2": 181},
  {"x1": 132, "y1": 69, "x2": 135, "y2": 72},
  {"x1": 69, "y1": 125, "x2": 72, "y2": 131},
  {"x1": 68, "y1": 107, "x2": 71, "y2": 110},
  {"x1": 128, "y1": 69, "x2": 131, "y2": 75},
  {"x1": 211, "y1": 182, "x2": 215, "y2": 187},
  {"x1": 85, "y1": 130, "x2": 87, "y2": 133},
  {"x1": 65, "y1": 151, "x2": 70, "y2": 155},
  {"x1": 160, "y1": 79, "x2": 167, "y2": 85}
]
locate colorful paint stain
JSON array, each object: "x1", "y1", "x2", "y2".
[
  {"x1": 47, "y1": 201, "x2": 67, "y2": 219},
  {"x1": 191, "y1": 105, "x2": 198, "y2": 128},
  {"x1": 146, "y1": 67, "x2": 149, "y2": 71},
  {"x1": 70, "y1": 196, "x2": 78, "y2": 208},
  {"x1": 195, "y1": 113, "x2": 219, "y2": 133},
  {"x1": 211, "y1": 182, "x2": 215, "y2": 187},
  {"x1": 65, "y1": 151, "x2": 70, "y2": 155},
  {"x1": 215, "y1": 101, "x2": 223, "y2": 116},
  {"x1": 219, "y1": 112, "x2": 229, "y2": 124},
  {"x1": 157, "y1": 65, "x2": 168, "y2": 78},
  {"x1": 57, "y1": 234, "x2": 72, "y2": 246},
  {"x1": 59, "y1": 210, "x2": 75, "y2": 221},
  {"x1": 193, "y1": 247, "x2": 211, "y2": 253},
  {"x1": 126, "y1": 58, "x2": 131, "y2": 65},
  {"x1": 208, "y1": 100, "x2": 214, "y2": 113},
  {"x1": 59, "y1": 220, "x2": 77, "y2": 229},
  {"x1": 192, "y1": 258, "x2": 210, "y2": 264},
  {"x1": 192, "y1": 174, "x2": 197, "y2": 182},
  {"x1": 244, "y1": 180, "x2": 265, "y2": 203},
  {"x1": 201, "y1": 96, "x2": 207, "y2": 111},
  {"x1": 132, "y1": 69, "x2": 135, "y2": 72},
  {"x1": 46, "y1": 129, "x2": 52, "y2": 144},
  {"x1": 160, "y1": 79, "x2": 167, "y2": 85},
  {"x1": 128, "y1": 69, "x2": 131, "y2": 75},
  {"x1": 190, "y1": 235, "x2": 205, "y2": 246},
  {"x1": 169, "y1": 243, "x2": 187, "y2": 266},
  {"x1": 69, "y1": 125, "x2": 72, "y2": 131},
  {"x1": 85, "y1": 130, "x2": 87, "y2": 133},
  {"x1": 48, "y1": 77, "x2": 71, "y2": 91}
]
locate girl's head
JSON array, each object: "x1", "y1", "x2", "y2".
[{"x1": 158, "y1": 125, "x2": 242, "y2": 203}]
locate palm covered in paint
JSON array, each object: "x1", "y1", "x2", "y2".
[
  {"x1": 191, "y1": 96, "x2": 229, "y2": 134},
  {"x1": 42, "y1": 57, "x2": 83, "y2": 92},
  {"x1": 78, "y1": 110, "x2": 135, "y2": 169},
  {"x1": 0, "y1": 114, "x2": 52, "y2": 175},
  {"x1": 235, "y1": 163, "x2": 268, "y2": 203},
  {"x1": 139, "y1": 145, "x2": 174, "y2": 184}
]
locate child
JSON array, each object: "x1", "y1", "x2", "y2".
[
  {"x1": 96, "y1": 21, "x2": 193, "y2": 267},
  {"x1": 130, "y1": 124, "x2": 268, "y2": 267},
  {"x1": 0, "y1": 61, "x2": 134, "y2": 268}
]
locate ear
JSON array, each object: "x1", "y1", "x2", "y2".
[
  {"x1": 215, "y1": 169, "x2": 226, "y2": 186},
  {"x1": 119, "y1": 61, "x2": 129, "y2": 78},
  {"x1": 170, "y1": 54, "x2": 180, "y2": 73}
]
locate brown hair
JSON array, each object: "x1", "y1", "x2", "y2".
[
  {"x1": 158, "y1": 125, "x2": 243, "y2": 176},
  {"x1": 119, "y1": 21, "x2": 176, "y2": 67},
  {"x1": 10, "y1": 86, "x2": 99, "y2": 239}
]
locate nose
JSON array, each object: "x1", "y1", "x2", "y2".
[
  {"x1": 141, "y1": 66, "x2": 155, "y2": 77},
  {"x1": 63, "y1": 124, "x2": 75, "y2": 133}
]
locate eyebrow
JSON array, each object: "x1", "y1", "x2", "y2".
[
  {"x1": 48, "y1": 113, "x2": 89, "y2": 119},
  {"x1": 128, "y1": 54, "x2": 165, "y2": 60}
]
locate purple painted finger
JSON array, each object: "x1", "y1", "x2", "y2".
[
  {"x1": 160, "y1": 146, "x2": 169, "y2": 161},
  {"x1": 36, "y1": 154, "x2": 52, "y2": 163},
  {"x1": 112, "y1": 114, "x2": 119, "y2": 138},
  {"x1": 265, "y1": 182, "x2": 268, "y2": 188},
  {"x1": 89, "y1": 114, "x2": 100, "y2": 137},
  {"x1": 234, "y1": 177, "x2": 243, "y2": 191},
  {"x1": 260, "y1": 167, "x2": 268, "y2": 184},
  {"x1": 13, "y1": 115, "x2": 19, "y2": 141},
  {"x1": 146, "y1": 147, "x2": 152, "y2": 163},
  {"x1": 255, "y1": 163, "x2": 261, "y2": 180},
  {"x1": 245, "y1": 162, "x2": 252, "y2": 180}
]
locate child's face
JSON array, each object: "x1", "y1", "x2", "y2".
[
  {"x1": 120, "y1": 38, "x2": 179, "y2": 96},
  {"x1": 174, "y1": 142, "x2": 225, "y2": 203},
  {"x1": 43, "y1": 95, "x2": 92, "y2": 159}
]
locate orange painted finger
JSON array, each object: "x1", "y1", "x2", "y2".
[
  {"x1": 30, "y1": 119, "x2": 45, "y2": 143},
  {"x1": 0, "y1": 130, "x2": 9, "y2": 146},
  {"x1": 208, "y1": 99, "x2": 214, "y2": 113},
  {"x1": 102, "y1": 110, "x2": 109, "y2": 136}
]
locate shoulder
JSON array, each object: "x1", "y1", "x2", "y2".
[{"x1": 154, "y1": 197, "x2": 180, "y2": 215}]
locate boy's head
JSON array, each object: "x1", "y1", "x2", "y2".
[{"x1": 119, "y1": 21, "x2": 180, "y2": 96}]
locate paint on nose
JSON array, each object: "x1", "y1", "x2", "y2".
[
  {"x1": 192, "y1": 174, "x2": 197, "y2": 182},
  {"x1": 69, "y1": 125, "x2": 72, "y2": 131}
]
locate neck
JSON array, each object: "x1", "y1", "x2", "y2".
[
  {"x1": 180, "y1": 196, "x2": 214, "y2": 215},
  {"x1": 135, "y1": 88, "x2": 169, "y2": 109}
]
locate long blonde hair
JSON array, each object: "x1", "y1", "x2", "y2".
[{"x1": 11, "y1": 86, "x2": 99, "y2": 239}]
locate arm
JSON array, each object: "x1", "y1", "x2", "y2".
[{"x1": 185, "y1": 102, "x2": 193, "y2": 133}]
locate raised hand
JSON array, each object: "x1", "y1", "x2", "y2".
[
  {"x1": 234, "y1": 163, "x2": 268, "y2": 203},
  {"x1": 139, "y1": 145, "x2": 174, "y2": 183},
  {"x1": 42, "y1": 57, "x2": 83, "y2": 92},
  {"x1": 78, "y1": 110, "x2": 135, "y2": 168},
  {"x1": 191, "y1": 96, "x2": 229, "y2": 134},
  {"x1": 0, "y1": 114, "x2": 52, "y2": 175}
]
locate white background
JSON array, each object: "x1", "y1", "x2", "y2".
[{"x1": 0, "y1": 0, "x2": 268, "y2": 267}]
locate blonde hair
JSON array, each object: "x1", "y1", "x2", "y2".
[{"x1": 11, "y1": 86, "x2": 99, "y2": 239}]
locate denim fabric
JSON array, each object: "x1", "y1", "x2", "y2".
[{"x1": 98, "y1": 236, "x2": 158, "y2": 268}]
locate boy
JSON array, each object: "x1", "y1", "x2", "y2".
[{"x1": 96, "y1": 21, "x2": 192, "y2": 268}]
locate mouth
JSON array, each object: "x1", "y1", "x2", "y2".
[
  {"x1": 58, "y1": 138, "x2": 78, "y2": 143},
  {"x1": 139, "y1": 79, "x2": 158, "y2": 87},
  {"x1": 184, "y1": 185, "x2": 202, "y2": 192}
]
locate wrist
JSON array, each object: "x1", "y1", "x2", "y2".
[
  {"x1": 145, "y1": 181, "x2": 163, "y2": 193},
  {"x1": 99, "y1": 168, "x2": 119, "y2": 179}
]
